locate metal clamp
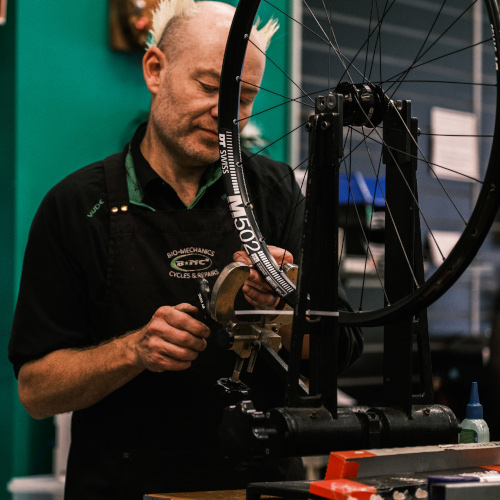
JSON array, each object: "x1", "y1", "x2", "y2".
[{"x1": 210, "y1": 261, "x2": 298, "y2": 381}]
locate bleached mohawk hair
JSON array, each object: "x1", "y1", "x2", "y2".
[
  {"x1": 146, "y1": 0, "x2": 198, "y2": 48},
  {"x1": 146, "y1": 0, "x2": 279, "y2": 51},
  {"x1": 254, "y1": 17, "x2": 280, "y2": 52}
]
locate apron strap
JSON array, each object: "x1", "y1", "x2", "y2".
[
  {"x1": 103, "y1": 151, "x2": 130, "y2": 220},
  {"x1": 102, "y1": 151, "x2": 130, "y2": 330}
]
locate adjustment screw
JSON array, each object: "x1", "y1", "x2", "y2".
[{"x1": 328, "y1": 94, "x2": 337, "y2": 108}]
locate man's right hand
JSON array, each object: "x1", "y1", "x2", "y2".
[
  {"x1": 18, "y1": 303, "x2": 211, "y2": 419},
  {"x1": 134, "y1": 303, "x2": 210, "y2": 372}
]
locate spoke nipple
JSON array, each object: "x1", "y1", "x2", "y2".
[
  {"x1": 236, "y1": 161, "x2": 242, "y2": 167},
  {"x1": 244, "y1": 34, "x2": 249, "y2": 40},
  {"x1": 417, "y1": 128, "x2": 422, "y2": 136},
  {"x1": 233, "y1": 119, "x2": 237, "y2": 124},
  {"x1": 305, "y1": 122, "x2": 312, "y2": 132},
  {"x1": 235, "y1": 76, "x2": 240, "y2": 82}
]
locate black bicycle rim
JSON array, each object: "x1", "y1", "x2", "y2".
[{"x1": 218, "y1": 0, "x2": 500, "y2": 327}]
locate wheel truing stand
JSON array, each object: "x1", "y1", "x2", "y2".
[{"x1": 215, "y1": 85, "x2": 460, "y2": 463}]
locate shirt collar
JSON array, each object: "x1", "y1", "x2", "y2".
[{"x1": 128, "y1": 122, "x2": 223, "y2": 209}]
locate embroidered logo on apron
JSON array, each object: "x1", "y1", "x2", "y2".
[{"x1": 167, "y1": 247, "x2": 219, "y2": 279}]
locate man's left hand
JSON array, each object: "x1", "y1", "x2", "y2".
[{"x1": 233, "y1": 245, "x2": 293, "y2": 307}]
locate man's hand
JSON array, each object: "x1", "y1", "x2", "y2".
[
  {"x1": 18, "y1": 303, "x2": 211, "y2": 419},
  {"x1": 134, "y1": 304, "x2": 210, "y2": 372},
  {"x1": 233, "y1": 245, "x2": 293, "y2": 307}
]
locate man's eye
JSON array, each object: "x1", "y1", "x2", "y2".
[
  {"x1": 240, "y1": 97, "x2": 255, "y2": 106},
  {"x1": 198, "y1": 81, "x2": 217, "y2": 93}
]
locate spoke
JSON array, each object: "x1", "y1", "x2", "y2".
[
  {"x1": 235, "y1": 97, "x2": 312, "y2": 124},
  {"x1": 243, "y1": 121, "x2": 307, "y2": 161},
  {"x1": 339, "y1": 130, "x2": 353, "y2": 269},
  {"x1": 386, "y1": 39, "x2": 492, "y2": 91},
  {"x1": 336, "y1": 0, "x2": 398, "y2": 86},
  {"x1": 354, "y1": 125, "x2": 391, "y2": 309},
  {"x1": 385, "y1": 0, "x2": 449, "y2": 97},
  {"x1": 351, "y1": 129, "x2": 483, "y2": 183},
  {"x1": 356, "y1": 126, "x2": 421, "y2": 289},
  {"x1": 247, "y1": 37, "x2": 315, "y2": 104},
  {"x1": 280, "y1": 163, "x2": 309, "y2": 269},
  {"x1": 347, "y1": 95, "x2": 471, "y2": 225},
  {"x1": 360, "y1": 150, "x2": 386, "y2": 310},
  {"x1": 245, "y1": 158, "x2": 309, "y2": 207},
  {"x1": 385, "y1": 0, "x2": 481, "y2": 89},
  {"x1": 367, "y1": 0, "x2": 390, "y2": 83},
  {"x1": 237, "y1": 77, "x2": 316, "y2": 106},
  {"x1": 319, "y1": 0, "x2": 354, "y2": 83},
  {"x1": 342, "y1": 160, "x2": 391, "y2": 299},
  {"x1": 263, "y1": 0, "x2": 330, "y2": 46},
  {"x1": 363, "y1": 0, "x2": 375, "y2": 78},
  {"x1": 266, "y1": 0, "x2": 379, "y2": 86},
  {"x1": 382, "y1": 79, "x2": 495, "y2": 87},
  {"x1": 346, "y1": 100, "x2": 455, "y2": 258},
  {"x1": 420, "y1": 133, "x2": 493, "y2": 137},
  {"x1": 387, "y1": 101, "x2": 468, "y2": 225},
  {"x1": 302, "y1": 0, "x2": 364, "y2": 82}
]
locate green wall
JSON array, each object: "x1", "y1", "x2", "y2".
[
  {"x1": 0, "y1": 0, "x2": 17, "y2": 496},
  {"x1": 1, "y1": 0, "x2": 151, "y2": 494},
  {"x1": 0, "y1": 0, "x2": 290, "y2": 497}
]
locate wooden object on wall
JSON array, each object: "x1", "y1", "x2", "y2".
[{"x1": 109, "y1": 0, "x2": 161, "y2": 51}]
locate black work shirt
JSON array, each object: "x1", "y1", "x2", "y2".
[{"x1": 9, "y1": 124, "x2": 323, "y2": 376}]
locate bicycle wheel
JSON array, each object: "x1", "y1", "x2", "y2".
[{"x1": 218, "y1": 0, "x2": 500, "y2": 327}]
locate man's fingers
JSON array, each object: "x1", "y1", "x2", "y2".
[
  {"x1": 233, "y1": 245, "x2": 293, "y2": 307},
  {"x1": 146, "y1": 331, "x2": 203, "y2": 360},
  {"x1": 157, "y1": 304, "x2": 210, "y2": 339},
  {"x1": 242, "y1": 282, "x2": 278, "y2": 307},
  {"x1": 267, "y1": 245, "x2": 293, "y2": 266},
  {"x1": 233, "y1": 250, "x2": 252, "y2": 265},
  {"x1": 149, "y1": 319, "x2": 208, "y2": 353}
]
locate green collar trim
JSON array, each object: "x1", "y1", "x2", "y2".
[
  {"x1": 185, "y1": 160, "x2": 222, "y2": 209},
  {"x1": 125, "y1": 148, "x2": 155, "y2": 211},
  {"x1": 124, "y1": 148, "x2": 222, "y2": 210}
]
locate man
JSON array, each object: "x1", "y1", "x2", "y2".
[{"x1": 9, "y1": 1, "x2": 363, "y2": 498}]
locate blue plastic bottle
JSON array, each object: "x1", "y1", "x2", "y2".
[{"x1": 459, "y1": 382, "x2": 490, "y2": 443}]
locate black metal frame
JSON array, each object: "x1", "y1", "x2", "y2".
[
  {"x1": 218, "y1": 95, "x2": 459, "y2": 466},
  {"x1": 214, "y1": 0, "x2": 500, "y2": 495}
]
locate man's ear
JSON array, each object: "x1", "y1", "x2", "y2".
[{"x1": 143, "y1": 47, "x2": 166, "y2": 95}]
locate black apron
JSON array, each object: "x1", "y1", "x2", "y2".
[{"x1": 64, "y1": 153, "x2": 302, "y2": 499}]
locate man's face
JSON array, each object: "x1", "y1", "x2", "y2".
[{"x1": 148, "y1": 14, "x2": 266, "y2": 169}]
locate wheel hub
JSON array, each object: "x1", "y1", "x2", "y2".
[{"x1": 335, "y1": 82, "x2": 389, "y2": 128}]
